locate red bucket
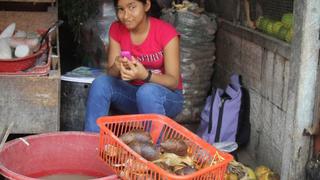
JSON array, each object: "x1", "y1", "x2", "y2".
[
  {"x1": 0, "y1": 42, "x2": 48, "y2": 72},
  {"x1": 0, "y1": 132, "x2": 118, "y2": 180}
]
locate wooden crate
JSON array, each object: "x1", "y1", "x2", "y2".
[{"x1": 0, "y1": 1, "x2": 60, "y2": 133}]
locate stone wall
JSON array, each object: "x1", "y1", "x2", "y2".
[{"x1": 213, "y1": 20, "x2": 291, "y2": 173}]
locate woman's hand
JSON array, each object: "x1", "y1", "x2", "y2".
[
  {"x1": 120, "y1": 57, "x2": 148, "y2": 81},
  {"x1": 114, "y1": 56, "x2": 122, "y2": 70},
  {"x1": 108, "y1": 55, "x2": 132, "y2": 78},
  {"x1": 117, "y1": 56, "x2": 131, "y2": 69}
]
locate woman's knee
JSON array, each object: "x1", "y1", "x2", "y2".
[
  {"x1": 90, "y1": 75, "x2": 115, "y2": 97},
  {"x1": 136, "y1": 83, "x2": 164, "y2": 102},
  {"x1": 135, "y1": 83, "x2": 165, "y2": 114}
]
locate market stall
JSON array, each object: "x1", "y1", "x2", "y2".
[{"x1": 0, "y1": 0, "x2": 60, "y2": 133}]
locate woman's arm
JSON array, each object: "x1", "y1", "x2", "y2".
[
  {"x1": 120, "y1": 36, "x2": 180, "y2": 90},
  {"x1": 107, "y1": 37, "x2": 121, "y2": 77},
  {"x1": 151, "y1": 36, "x2": 180, "y2": 90}
]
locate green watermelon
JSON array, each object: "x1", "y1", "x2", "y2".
[
  {"x1": 265, "y1": 21, "x2": 274, "y2": 34},
  {"x1": 272, "y1": 21, "x2": 284, "y2": 35},
  {"x1": 285, "y1": 28, "x2": 293, "y2": 43},
  {"x1": 277, "y1": 26, "x2": 289, "y2": 40},
  {"x1": 281, "y1": 13, "x2": 293, "y2": 29},
  {"x1": 260, "y1": 18, "x2": 272, "y2": 32},
  {"x1": 256, "y1": 16, "x2": 264, "y2": 29}
]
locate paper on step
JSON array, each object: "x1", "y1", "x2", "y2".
[{"x1": 61, "y1": 66, "x2": 105, "y2": 84}]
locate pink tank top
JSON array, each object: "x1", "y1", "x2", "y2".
[{"x1": 109, "y1": 17, "x2": 183, "y2": 90}]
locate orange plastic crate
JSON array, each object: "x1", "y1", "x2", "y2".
[{"x1": 97, "y1": 114, "x2": 233, "y2": 180}]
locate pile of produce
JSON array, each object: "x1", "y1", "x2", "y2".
[
  {"x1": 225, "y1": 160, "x2": 280, "y2": 180},
  {"x1": 255, "y1": 13, "x2": 293, "y2": 43},
  {"x1": 104, "y1": 129, "x2": 225, "y2": 178},
  {"x1": 161, "y1": 1, "x2": 217, "y2": 123},
  {"x1": 0, "y1": 23, "x2": 41, "y2": 59}
]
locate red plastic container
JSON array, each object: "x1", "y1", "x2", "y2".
[
  {"x1": 0, "y1": 42, "x2": 48, "y2": 72},
  {"x1": 97, "y1": 114, "x2": 233, "y2": 180},
  {"x1": 0, "y1": 132, "x2": 119, "y2": 180},
  {"x1": 0, "y1": 43, "x2": 51, "y2": 76}
]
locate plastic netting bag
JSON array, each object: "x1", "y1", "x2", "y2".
[{"x1": 161, "y1": 6, "x2": 217, "y2": 123}]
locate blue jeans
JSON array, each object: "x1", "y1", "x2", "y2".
[{"x1": 84, "y1": 75, "x2": 184, "y2": 132}]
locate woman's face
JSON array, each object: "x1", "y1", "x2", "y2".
[{"x1": 116, "y1": 0, "x2": 150, "y2": 30}]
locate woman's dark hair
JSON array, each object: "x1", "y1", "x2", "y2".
[
  {"x1": 113, "y1": 0, "x2": 148, "y2": 7},
  {"x1": 113, "y1": 0, "x2": 160, "y2": 17}
]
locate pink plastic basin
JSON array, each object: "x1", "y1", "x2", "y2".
[{"x1": 0, "y1": 132, "x2": 118, "y2": 180}]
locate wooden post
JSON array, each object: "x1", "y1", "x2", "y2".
[{"x1": 281, "y1": 0, "x2": 320, "y2": 179}]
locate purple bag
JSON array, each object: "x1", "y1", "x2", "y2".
[{"x1": 197, "y1": 74, "x2": 244, "y2": 144}]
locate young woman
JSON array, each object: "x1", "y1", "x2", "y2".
[{"x1": 84, "y1": 0, "x2": 184, "y2": 132}]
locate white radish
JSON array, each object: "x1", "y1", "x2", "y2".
[
  {"x1": 15, "y1": 44, "x2": 30, "y2": 58},
  {"x1": 14, "y1": 30, "x2": 27, "y2": 38},
  {"x1": 9, "y1": 37, "x2": 39, "y2": 49},
  {"x1": 0, "y1": 23, "x2": 16, "y2": 39},
  {"x1": 26, "y1": 32, "x2": 39, "y2": 39},
  {"x1": 0, "y1": 38, "x2": 12, "y2": 59}
]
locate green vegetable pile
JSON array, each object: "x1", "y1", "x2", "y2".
[{"x1": 256, "y1": 13, "x2": 293, "y2": 43}]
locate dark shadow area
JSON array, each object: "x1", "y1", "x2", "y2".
[
  {"x1": 5, "y1": 133, "x2": 33, "y2": 142},
  {"x1": 58, "y1": 21, "x2": 81, "y2": 74},
  {"x1": 58, "y1": 0, "x2": 82, "y2": 74},
  {"x1": 0, "y1": 2, "x2": 51, "y2": 11}
]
